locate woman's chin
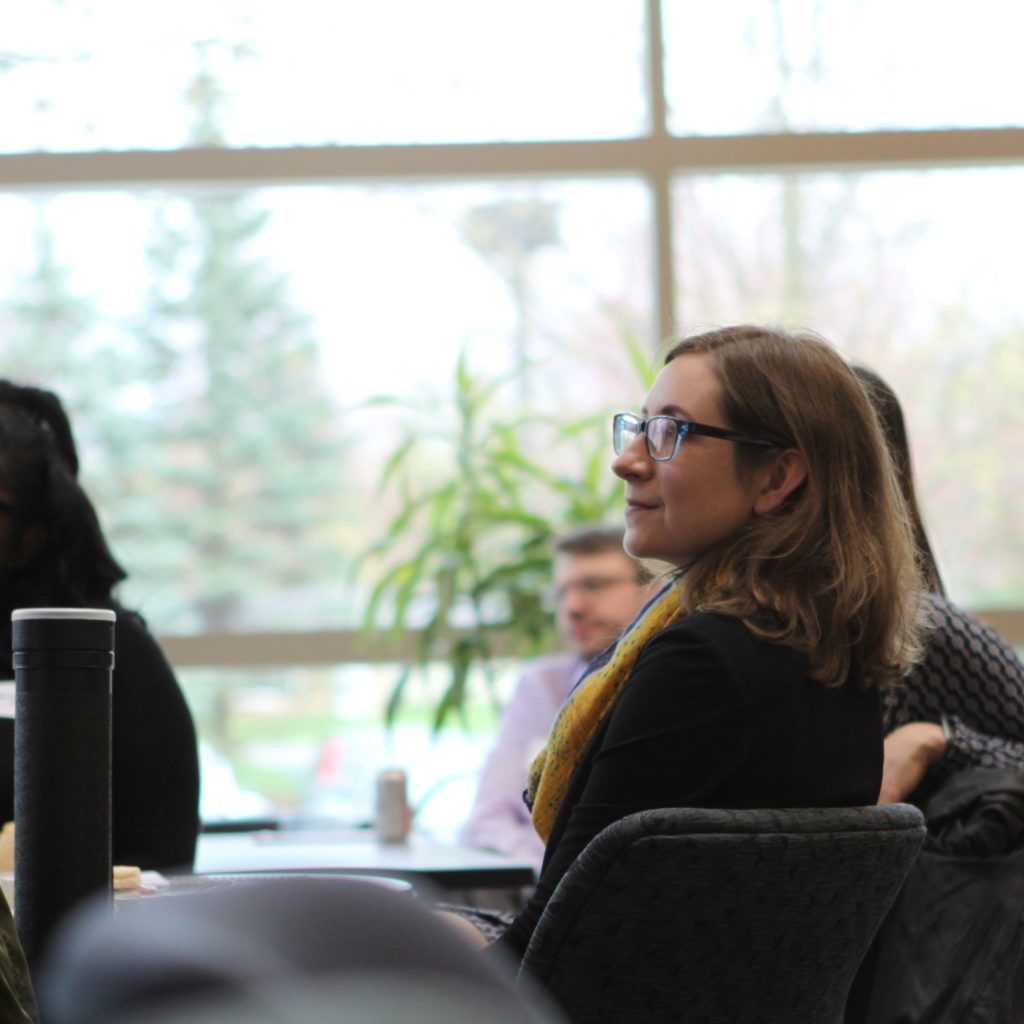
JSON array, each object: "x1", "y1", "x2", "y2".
[
  {"x1": 622, "y1": 532, "x2": 648, "y2": 560},
  {"x1": 626, "y1": 536, "x2": 685, "y2": 571},
  {"x1": 623, "y1": 534, "x2": 663, "y2": 563}
]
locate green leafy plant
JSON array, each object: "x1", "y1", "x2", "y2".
[{"x1": 359, "y1": 339, "x2": 653, "y2": 731}]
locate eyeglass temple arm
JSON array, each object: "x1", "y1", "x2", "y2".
[{"x1": 685, "y1": 423, "x2": 782, "y2": 448}]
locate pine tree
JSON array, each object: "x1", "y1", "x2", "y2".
[{"x1": 123, "y1": 49, "x2": 349, "y2": 631}]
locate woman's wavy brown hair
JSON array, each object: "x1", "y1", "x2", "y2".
[{"x1": 666, "y1": 324, "x2": 926, "y2": 689}]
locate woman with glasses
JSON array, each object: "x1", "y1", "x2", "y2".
[
  {"x1": 450, "y1": 324, "x2": 927, "y2": 964},
  {"x1": 0, "y1": 381, "x2": 200, "y2": 873}
]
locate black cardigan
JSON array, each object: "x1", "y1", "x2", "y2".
[{"x1": 494, "y1": 611, "x2": 883, "y2": 961}]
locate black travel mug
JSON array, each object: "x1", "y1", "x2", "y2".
[{"x1": 12, "y1": 607, "x2": 115, "y2": 968}]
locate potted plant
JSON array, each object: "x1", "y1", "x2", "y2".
[{"x1": 358, "y1": 337, "x2": 654, "y2": 730}]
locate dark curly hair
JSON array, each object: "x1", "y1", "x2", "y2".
[{"x1": 0, "y1": 381, "x2": 127, "y2": 651}]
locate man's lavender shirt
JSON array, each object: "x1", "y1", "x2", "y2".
[{"x1": 459, "y1": 652, "x2": 585, "y2": 868}]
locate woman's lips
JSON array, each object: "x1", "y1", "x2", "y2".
[{"x1": 625, "y1": 498, "x2": 656, "y2": 516}]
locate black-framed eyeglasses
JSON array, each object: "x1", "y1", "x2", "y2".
[{"x1": 612, "y1": 412, "x2": 782, "y2": 462}]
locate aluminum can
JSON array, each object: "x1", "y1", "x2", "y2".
[{"x1": 374, "y1": 768, "x2": 412, "y2": 843}]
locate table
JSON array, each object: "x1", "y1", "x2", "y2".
[
  {"x1": 115, "y1": 871, "x2": 416, "y2": 912},
  {"x1": 194, "y1": 828, "x2": 536, "y2": 894}
]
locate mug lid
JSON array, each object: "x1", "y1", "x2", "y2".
[{"x1": 11, "y1": 608, "x2": 116, "y2": 622}]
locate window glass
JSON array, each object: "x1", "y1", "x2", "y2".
[
  {"x1": 1, "y1": 0, "x2": 646, "y2": 153},
  {"x1": 185, "y1": 660, "x2": 514, "y2": 837},
  {"x1": 673, "y1": 167, "x2": 1024, "y2": 606},
  {"x1": 0, "y1": 179, "x2": 652, "y2": 633},
  {"x1": 664, "y1": 1, "x2": 1024, "y2": 134}
]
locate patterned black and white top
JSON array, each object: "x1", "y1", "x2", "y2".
[{"x1": 882, "y1": 592, "x2": 1024, "y2": 780}]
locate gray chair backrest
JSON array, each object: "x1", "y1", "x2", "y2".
[{"x1": 519, "y1": 804, "x2": 926, "y2": 1024}]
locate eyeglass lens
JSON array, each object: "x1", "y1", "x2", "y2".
[
  {"x1": 645, "y1": 417, "x2": 680, "y2": 459},
  {"x1": 614, "y1": 415, "x2": 688, "y2": 460},
  {"x1": 613, "y1": 415, "x2": 636, "y2": 455}
]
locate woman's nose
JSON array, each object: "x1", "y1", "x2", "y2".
[{"x1": 612, "y1": 433, "x2": 650, "y2": 480}]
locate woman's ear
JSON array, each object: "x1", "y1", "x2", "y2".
[{"x1": 754, "y1": 449, "x2": 808, "y2": 515}]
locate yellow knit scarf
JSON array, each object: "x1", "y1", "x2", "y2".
[{"x1": 526, "y1": 579, "x2": 683, "y2": 842}]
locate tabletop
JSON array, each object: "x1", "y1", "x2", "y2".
[{"x1": 193, "y1": 827, "x2": 537, "y2": 893}]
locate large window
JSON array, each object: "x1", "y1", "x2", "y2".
[{"x1": 2, "y1": 0, "x2": 1022, "y2": 829}]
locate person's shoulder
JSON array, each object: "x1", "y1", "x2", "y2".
[
  {"x1": 112, "y1": 606, "x2": 155, "y2": 643},
  {"x1": 655, "y1": 610, "x2": 759, "y2": 648},
  {"x1": 517, "y1": 650, "x2": 585, "y2": 695},
  {"x1": 111, "y1": 606, "x2": 174, "y2": 667},
  {"x1": 527, "y1": 650, "x2": 584, "y2": 675},
  {"x1": 921, "y1": 591, "x2": 1020, "y2": 660},
  {"x1": 524, "y1": 655, "x2": 581, "y2": 679},
  {"x1": 619, "y1": 612, "x2": 749, "y2": 712},
  {"x1": 633, "y1": 611, "x2": 753, "y2": 672},
  {"x1": 645, "y1": 611, "x2": 807, "y2": 683},
  {"x1": 921, "y1": 591, "x2": 963, "y2": 629},
  {"x1": 113, "y1": 604, "x2": 146, "y2": 627}
]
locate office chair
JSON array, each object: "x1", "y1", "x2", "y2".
[{"x1": 519, "y1": 804, "x2": 925, "y2": 1024}]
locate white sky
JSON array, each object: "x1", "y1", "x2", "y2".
[
  {"x1": 0, "y1": 0, "x2": 646, "y2": 150},
  {"x1": 4, "y1": 1, "x2": 1022, "y2": 153}
]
